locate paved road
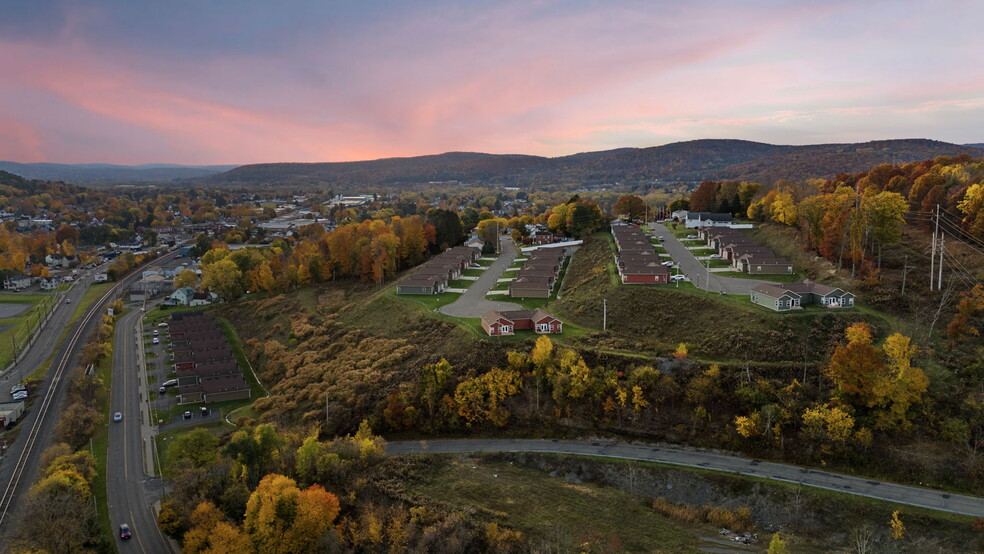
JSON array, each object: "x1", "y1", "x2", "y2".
[
  {"x1": 651, "y1": 223, "x2": 778, "y2": 294},
  {"x1": 386, "y1": 439, "x2": 984, "y2": 517},
  {"x1": 108, "y1": 308, "x2": 172, "y2": 553},
  {"x1": 439, "y1": 237, "x2": 522, "y2": 317},
  {"x1": 0, "y1": 250, "x2": 179, "y2": 542}
]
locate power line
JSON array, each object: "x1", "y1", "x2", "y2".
[
  {"x1": 936, "y1": 210, "x2": 984, "y2": 251},
  {"x1": 934, "y1": 217, "x2": 984, "y2": 257}
]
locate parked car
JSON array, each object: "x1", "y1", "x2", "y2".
[
  {"x1": 687, "y1": 234, "x2": 698, "y2": 239},
  {"x1": 662, "y1": 261, "x2": 674, "y2": 267},
  {"x1": 200, "y1": 406, "x2": 209, "y2": 416},
  {"x1": 12, "y1": 391, "x2": 28, "y2": 401},
  {"x1": 709, "y1": 254, "x2": 722, "y2": 259},
  {"x1": 183, "y1": 411, "x2": 192, "y2": 420},
  {"x1": 153, "y1": 330, "x2": 159, "y2": 336},
  {"x1": 10, "y1": 384, "x2": 26, "y2": 395},
  {"x1": 113, "y1": 412, "x2": 122, "y2": 422},
  {"x1": 159, "y1": 386, "x2": 167, "y2": 394},
  {"x1": 657, "y1": 236, "x2": 665, "y2": 242},
  {"x1": 670, "y1": 274, "x2": 689, "y2": 282},
  {"x1": 162, "y1": 379, "x2": 178, "y2": 387},
  {"x1": 119, "y1": 523, "x2": 132, "y2": 540},
  {"x1": 158, "y1": 322, "x2": 168, "y2": 328},
  {"x1": 152, "y1": 337, "x2": 159, "y2": 345}
]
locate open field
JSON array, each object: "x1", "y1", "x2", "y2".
[
  {"x1": 411, "y1": 456, "x2": 701, "y2": 553},
  {"x1": 0, "y1": 293, "x2": 56, "y2": 367}
]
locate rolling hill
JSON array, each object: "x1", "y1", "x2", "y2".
[
  {"x1": 204, "y1": 138, "x2": 984, "y2": 187},
  {"x1": 0, "y1": 161, "x2": 240, "y2": 183}
]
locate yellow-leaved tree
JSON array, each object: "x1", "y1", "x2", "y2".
[{"x1": 243, "y1": 474, "x2": 341, "y2": 554}]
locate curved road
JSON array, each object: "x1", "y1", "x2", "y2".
[
  {"x1": 438, "y1": 237, "x2": 522, "y2": 317},
  {"x1": 385, "y1": 439, "x2": 984, "y2": 517}
]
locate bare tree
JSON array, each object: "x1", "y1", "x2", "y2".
[{"x1": 850, "y1": 524, "x2": 876, "y2": 554}]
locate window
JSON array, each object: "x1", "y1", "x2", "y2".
[{"x1": 756, "y1": 266, "x2": 762, "y2": 271}]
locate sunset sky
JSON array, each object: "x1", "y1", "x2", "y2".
[{"x1": 2, "y1": 0, "x2": 982, "y2": 165}]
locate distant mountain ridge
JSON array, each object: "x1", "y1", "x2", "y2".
[
  {"x1": 0, "y1": 161, "x2": 240, "y2": 183},
  {"x1": 208, "y1": 138, "x2": 984, "y2": 187}
]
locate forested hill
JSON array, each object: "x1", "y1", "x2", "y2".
[
  {"x1": 0, "y1": 169, "x2": 80, "y2": 196},
  {"x1": 205, "y1": 138, "x2": 984, "y2": 187},
  {"x1": 0, "y1": 162, "x2": 239, "y2": 184}
]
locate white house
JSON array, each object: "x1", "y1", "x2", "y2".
[
  {"x1": 39, "y1": 277, "x2": 59, "y2": 290},
  {"x1": 168, "y1": 286, "x2": 196, "y2": 306}
]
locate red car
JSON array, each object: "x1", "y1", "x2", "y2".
[{"x1": 119, "y1": 523, "x2": 132, "y2": 540}]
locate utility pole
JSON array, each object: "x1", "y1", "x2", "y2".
[
  {"x1": 602, "y1": 299, "x2": 607, "y2": 332},
  {"x1": 900, "y1": 254, "x2": 916, "y2": 296},
  {"x1": 930, "y1": 204, "x2": 940, "y2": 290},
  {"x1": 937, "y1": 234, "x2": 944, "y2": 290}
]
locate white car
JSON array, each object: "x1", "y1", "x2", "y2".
[
  {"x1": 12, "y1": 391, "x2": 28, "y2": 401},
  {"x1": 662, "y1": 261, "x2": 674, "y2": 267},
  {"x1": 152, "y1": 337, "x2": 159, "y2": 345},
  {"x1": 670, "y1": 274, "x2": 689, "y2": 282},
  {"x1": 113, "y1": 412, "x2": 123, "y2": 422},
  {"x1": 709, "y1": 254, "x2": 722, "y2": 259},
  {"x1": 10, "y1": 384, "x2": 26, "y2": 395}
]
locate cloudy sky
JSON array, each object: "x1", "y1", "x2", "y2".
[{"x1": 1, "y1": 0, "x2": 982, "y2": 164}]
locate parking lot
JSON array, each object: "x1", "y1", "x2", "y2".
[{"x1": 140, "y1": 310, "x2": 221, "y2": 429}]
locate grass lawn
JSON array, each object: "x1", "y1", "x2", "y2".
[
  {"x1": 490, "y1": 281, "x2": 511, "y2": 291},
  {"x1": 461, "y1": 268, "x2": 485, "y2": 277},
  {"x1": 411, "y1": 456, "x2": 700, "y2": 552},
  {"x1": 448, "y1": 279, "x2": 473, "y2": 289},
  {"x1": 707, "y1": 259, "x2": 731, "y2": 268},
  {"x1": 475, "y1": 258, "x2": 496, "y2": 267},
  {"x1": 715, "y1": 271, "x2": 806, "y2": 283},
  {"x1": 393, "y1": 290, "x2": 462, "y2": 312},
  {"x1": 67, "y1": 283, "x2": 111, "y2": 328},
  {"x1": 689, "y1": 248, "x2": 717, "y2": 256},
  {"x1": 0, "y1": 293, "x2": 52, "y2": 367}
]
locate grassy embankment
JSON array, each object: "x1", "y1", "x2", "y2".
[
  {"x1": 412, "y1": 457, "x2": 700, "y2": 552},
  {"x1": 551, "y1": 232, "x2": 898, "y2": 364}
]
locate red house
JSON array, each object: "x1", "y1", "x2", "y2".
[{"x1": 481, "y1": 308, "x2": 563, "y2": 336}]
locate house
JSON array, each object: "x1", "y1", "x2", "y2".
[
  {"x1": 396, "y1": 274, "x2": 447, "y2": 295},
  {"x1": 464, "y1": 236, "x2": 486, "y2": 250},
  {"x1": 736, "y1": 255, "x2": 794, "y2": 274},
  {"x1": 3, "y1": 273, "x2": 32, "y2": 290},
  {"x1": 750, "y1": 280, "x2": 855, "y2": 312},
  {"x1": 169, "y1": 286, "x2": 197, "y2": 306},
  {"x1": 39, "y1": 277, "x2": 59, "y2": 290},
  {"x1": 508, "y1": 276, "x2": 554, "y2": 298},
  {"x1": 780, "y1": 280, "x2": 856, "y2": 308},
  {"x1": 618, "y1": 261, "x2": 670, "y2": 284},
  {"x1": 128, "y1": 289, "x2": 147, "y2": 303},
  {"x1": 684, "y1": 212, "x2": 734, "y2": 228},
  {"x1": 190, "y1": 292, "x2": 214, "y2": 306},
  {"x1": 481, "y1": 308, "x2": 563, "y2": 336}
]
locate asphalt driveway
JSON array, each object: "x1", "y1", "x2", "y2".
[
  {"x1": 439, "y1": 237, "x2": 522, "y2": 317},
  {"x1": 651, "y1": 223, "x2": 779, "y2": 294}
]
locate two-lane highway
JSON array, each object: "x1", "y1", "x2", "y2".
[
  {"x1": 107, "y1": 308, "x2": 171, "y2": 553},
  {"x1": 386, "y1": 439, "x2": 984, "y2": 518}
]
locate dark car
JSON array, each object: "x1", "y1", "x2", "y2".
[
  {"x1": 119, "y1": 523, "x2": 132, "y2": 540},
  {"x1": 183, "y1": 411, "x2": 192, "y2": 419}
]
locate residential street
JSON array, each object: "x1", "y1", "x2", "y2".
[
  {"x1": 438, "y1": 237, "x2": 522, "y2": 317},
  {"x1": 385, "y1": 439, "x2": 984, "y2": 518},
  {"x1": 651, "y1": 223, "x2": 779, "y2": 294}
]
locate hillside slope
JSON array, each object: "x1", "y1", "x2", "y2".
[
  {"x1": 203, "y1": 138, "x2": 983, "y2": 187},
  {"x1": 0, "y1": 161, "x2": 238, "y2": 183}
]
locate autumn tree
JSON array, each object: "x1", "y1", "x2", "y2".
[
  {"x1": 174, "y1": 268, "x2": 199, "y2": 289},
  {"x1": 947, "y1": 285, "x2": 984, "y2": 347},
  {"x1": 243, "y1": 474, "x2": 341, "y2": 553},
  {"x1": 202, "y1": 258, "x2": 244, "y2": 301},
  {"x1": 613, "y1": 194, "x2": 646, "y2": 219}
]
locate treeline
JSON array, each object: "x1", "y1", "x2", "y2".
[
  {"x1": 196, "y1": 213, "x2": 449, "y2": 298},
  {"x1": 691, "y1": 156, "x2": 984, "y2": 276},
  {"x1": 11, "y1": 299, "x2": 123, "y2": 552},
  {"x1": 158, "y1": 422, "x2": 526, "y2": 553}
]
